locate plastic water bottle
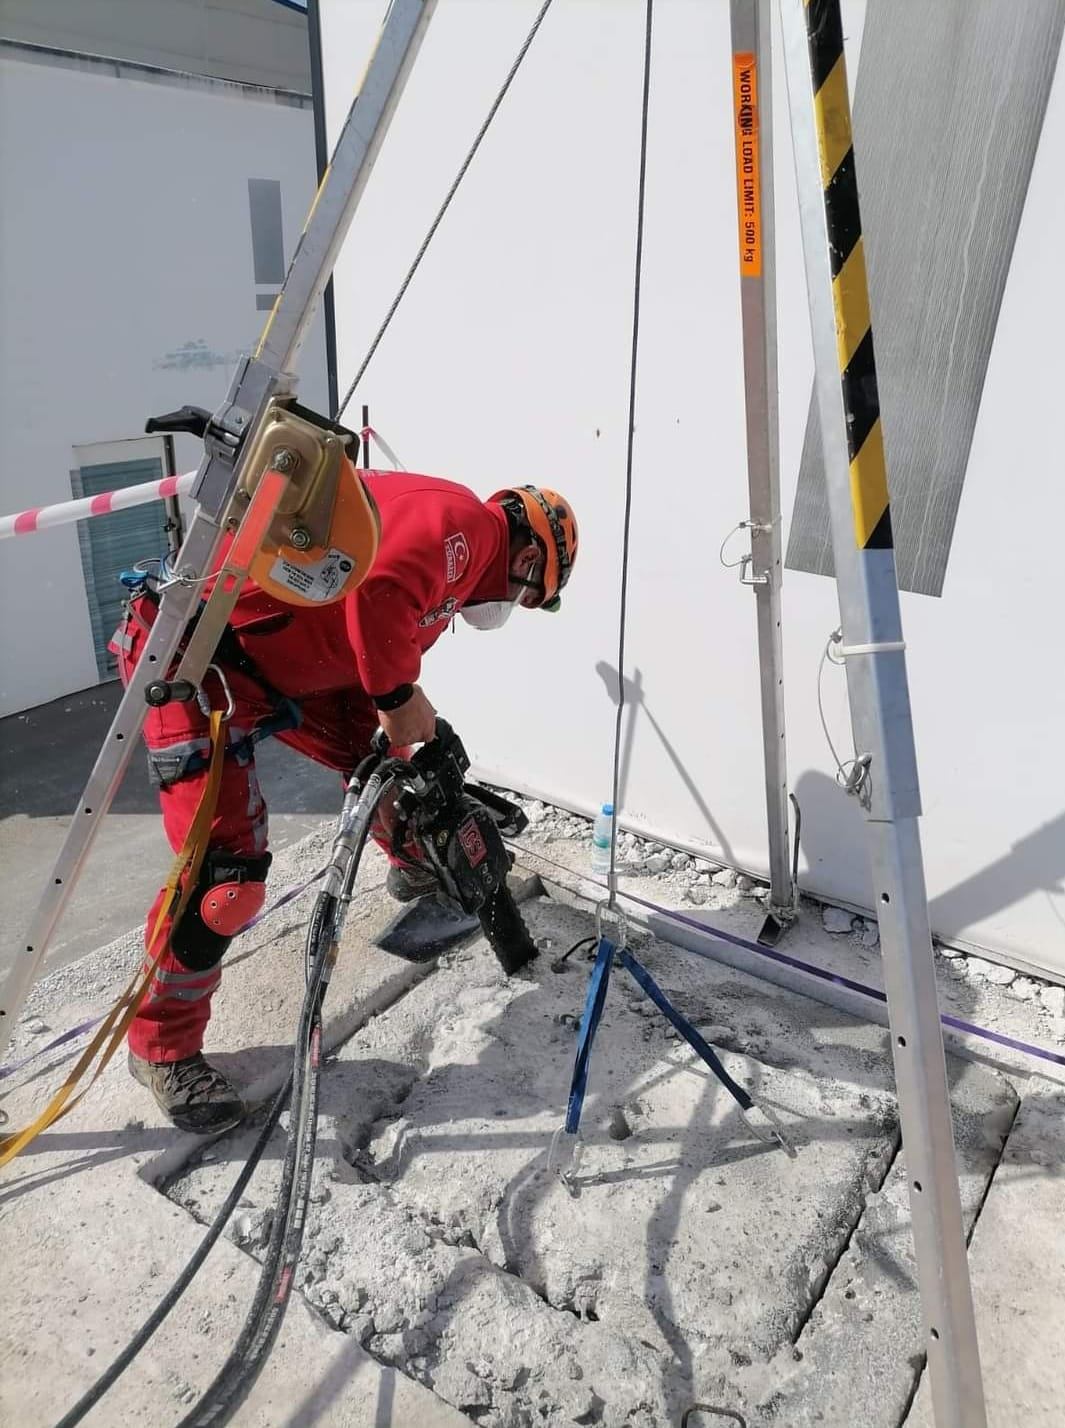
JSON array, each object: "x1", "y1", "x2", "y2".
[{"x1": 591, "y1": 803, "x2": 614, "y2": 874}]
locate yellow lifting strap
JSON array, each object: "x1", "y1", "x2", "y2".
[{"x1": 0, "y1": 709, "x2": 229, "y2": 1168}]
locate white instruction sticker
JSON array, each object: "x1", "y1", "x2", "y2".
[{"x1": 269, "y1": 546, "x2": 356, "y2": 602}]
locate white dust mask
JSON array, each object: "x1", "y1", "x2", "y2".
[{"x1": 460, "y1": 599, "x2": 515, "y2": 631}]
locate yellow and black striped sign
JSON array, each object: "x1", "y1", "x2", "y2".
[{"x1": 804, "y1": 0, "x2": 892, "y2": 551}]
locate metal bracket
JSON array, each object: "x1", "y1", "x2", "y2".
[
  {"x1": 547, "y1": 1125, "x2": 584, "y2": 1195},
  {"x1": 720, "y1": 519, "x2": 775, "y2": 586},
  {"x1": 737, "y1": 552, "x2": 770, "y2": 586},
  {"x1": 756, "y1": 900, "x2": 797, "y2": 948},
  {"x1": 594, "y1": 900, "x2": 628, "y2": 950},
  {"x1": 741, "y1": 1100, "x2": 797, "y2": 1159}
]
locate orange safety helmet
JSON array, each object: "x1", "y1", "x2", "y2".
[{"x1": 489, "y1": 485, "x2": 578, "y2": 610}]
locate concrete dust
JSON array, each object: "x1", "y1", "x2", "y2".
[
  {"x1": 5, "y1": 801, "x2": 1059, "y2": 1426},
  {"x1": 171, "y1": 897, "x2": 901, "y2": 1425}
]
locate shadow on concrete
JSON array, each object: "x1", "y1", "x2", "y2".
[
  {"x1": 8, "y1": 922, "x2": 1029, "y2": 1424},
  {"x1": 790, "y1": 768, "x2": 870, "y2": 904},
  {"x1": 928, "y1": 811, "x2": 1065, "y2": 944}
]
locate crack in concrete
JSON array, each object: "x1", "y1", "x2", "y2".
[
  {"x1": 789, "y1": 1124, "x2": 903, "y2": 1346},
  {"x1": 892, "y1": 1091, "x2": 1022, "y2": 1428}
]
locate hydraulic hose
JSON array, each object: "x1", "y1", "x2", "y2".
[
  {"x1": 56, "y1": 764, "x2": 394, "y2": 1428},
  {"x1": 178, "y1": 769, "x2": 393, "y2": 1427}
]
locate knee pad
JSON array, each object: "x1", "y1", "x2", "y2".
[{"x1": 171, "y1": 849, "x2": 272, "y2": 972}]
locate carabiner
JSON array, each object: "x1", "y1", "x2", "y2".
[{"x1": 195, "y1": 663, "x2": 236, "y2": 721}]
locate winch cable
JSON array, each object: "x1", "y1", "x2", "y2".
[
  {"x1": 606, "y1": 0, "x2": 653, "y2": 914},
  {"x1": 55, "y1": 760, "x2": 398, "y2": 1428},
  {"x1": 335, "y1": 0, "x2": 556, "y2": 420}
]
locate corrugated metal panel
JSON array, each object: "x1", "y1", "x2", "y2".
[
  {"x1": 70, "y1": 459, "x2": 168, "y2": 681},
  {"x1": 785, "y1": 0, "x2": 1065, "y2": 597}
]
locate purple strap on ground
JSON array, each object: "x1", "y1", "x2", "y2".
[
  {"x1": 621, "y1": 890, "x2": 1065, "y2": 1071},
  {"x1": 236, "y1": 866, "x2": 326, "y2": 932},
  {"x1": 0, "y1": 1016, "x2": 106, "y2": 1081},
  {"x1": 516, "y1": 842, "x2": 1065, "y2": 1075},
  {"x1": 0, "y1": 867, "x2": 327, "y2": 1084}
]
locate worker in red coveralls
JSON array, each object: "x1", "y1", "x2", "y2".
[{"x1": 111, "y1": 475, "x2": 578, "y2": 1134}]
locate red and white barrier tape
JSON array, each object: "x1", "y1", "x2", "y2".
[
  {"x1": 361, "y1": 425, "x2": 406, "y2": 470},
  {"x1": 0, "y1": 427, "x2": 405, "y2": 541},
  {"x1": 0, "y1": 473, "x2": 196, "y2": 541}
]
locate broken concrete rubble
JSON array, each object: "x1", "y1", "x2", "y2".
[
  {"x1": 4, "y1": 802, "x2": 1065, "y2": 1426},
  {"x1": 172, "y1": 893, "x2": 909, "y2": 1425},
  {"x1": 507, "y1": 795, "x2": 1065, "y2": 1085},
  {"x1": 822, "y1": 905, "x2": 856, "y2": 935}
]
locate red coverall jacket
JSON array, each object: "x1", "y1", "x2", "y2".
[{"x1": 115, "y1": 472, "x2": 511, "y2": 1062}]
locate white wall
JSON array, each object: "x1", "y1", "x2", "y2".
[
  {"x1": 327, "y1": 0, "x2": 1063, "y2": 975},
  {"x1": 0, "y1": 50, "x2": 326, "y2": 714}
]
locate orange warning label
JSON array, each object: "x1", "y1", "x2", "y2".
[{"x1": 732, "y1": 52, "x2": 762, "y2": 278}]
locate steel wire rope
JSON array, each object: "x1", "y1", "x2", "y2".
[
  {"x1": 335, "y1": 0, "x2": 556, "y2": 419},
  {"x1": 607, "y1": 0, "x2": 655, "y2": 907}
]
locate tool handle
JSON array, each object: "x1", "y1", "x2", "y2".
[{"x1": 145, "y1": 405, "x2": 211, "y2": 439}]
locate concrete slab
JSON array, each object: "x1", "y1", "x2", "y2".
[
  {"x1": 357, "y1": 917, "x2": 897, "y2": 1362},
  {"x1": 0, "y1": 812, "x2": 1030, "y2": 1428},
  {"x1": 169, "y1": 895, "x2": 921, "y2": 1425},
  {"x1": 905, "y1": 1080, "x2": 1065, "y2": 1428},
  {"x1": 0, "y1": 830, "x2": 474, "y2": 1427},
  {"x1": 0, "y1": 1159, "x2": 469, "y2": 1428},
  {"x1": 732, "y1": 1060, "x2": 1016, "y2": 1427},
  {"x1": 510, "y1": 830, "x2": 1065, "y2": 1088}
]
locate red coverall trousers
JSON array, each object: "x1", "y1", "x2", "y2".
[{"x1": 116, "y1": 602, "x2": 401, "y2": 1064}]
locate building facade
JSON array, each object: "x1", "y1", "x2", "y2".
[{"x1": 0, "y1": 0, "x2": 326, "y2": 713}]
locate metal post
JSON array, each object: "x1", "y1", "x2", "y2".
[
  {"x1": 0, "y1": 0, "x2": 439, "y2": 1058},
  {"x1": 307, "y1": 0, "x2": 340, "y2": 418},
  {"x1": 728, "y1": 0, "x2": 794, "y2": 940},
  {"x1": 778, "y1": 2, "x2": 985, "y2": 1423}
]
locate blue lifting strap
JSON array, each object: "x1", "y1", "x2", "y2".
[
  {"x1": 616, "y1": 947, "x2": 753, "y2": 1112},
  {"x1": 564, "y1": 939, "x2": 616, "y2": 1134},
  {"x1": 563, "y1": 937, "x2": 754, "y2": 1138}
]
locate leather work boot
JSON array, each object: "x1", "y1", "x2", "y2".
[
  {"x1": 386, "y1": 863, "x2": 441, "y2": 904},
  {"x1": 128, "y1": 1050, "x2": 245, "y2": 1135}
]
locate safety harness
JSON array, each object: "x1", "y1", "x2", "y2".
[
  {"x1": 0, "y1": 577, "x2": 302, "y2": 1165},
  {"x1": 120, "y1": 571, "x2": 302, "y2": 785}
]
